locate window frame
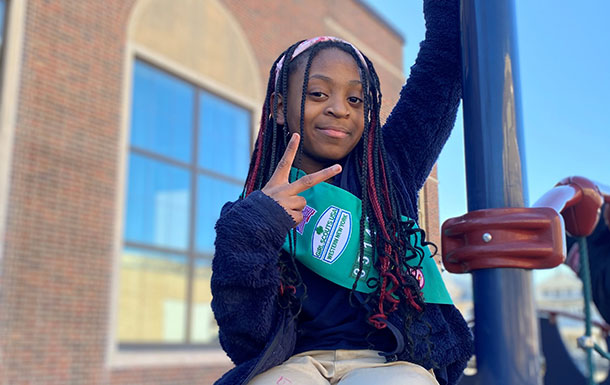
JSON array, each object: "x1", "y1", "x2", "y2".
[
  {"x1": 0, "y1": 0, "x2": 10, "y2": 102},
  {"x1": 118, "y1": 56, "x2": 254, "y2": 350}
]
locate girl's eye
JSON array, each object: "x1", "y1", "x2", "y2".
[
  {"x1": 348, "y1": 96, "x2": 363, "y2": 104},
  {"x1": 308, "y1": 91, "x2": 327, "y2": 98}
]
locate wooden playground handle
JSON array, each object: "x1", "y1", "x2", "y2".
[
  {"x1": 442, "y1": 207, "x2": 565, "y2": 273},
  {"x1": 552, "y1": 176, "x2": 607, "y2": 237},
  {"x1": 442, "y1": 176, "x2": 608, "y2": 273}
]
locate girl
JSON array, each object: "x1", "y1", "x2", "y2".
[{"x1": 212, "y1": 1, "x2": 473, "y2": 384}]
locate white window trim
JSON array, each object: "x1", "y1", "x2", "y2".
[
  {"x1": 0, "y1": 0, "x2": 28, "y2": 265},
  {"x1": 108, "y1": 349, "x2": 231, "y2": 369}
]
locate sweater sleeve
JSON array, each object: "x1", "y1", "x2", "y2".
[
  {"x1": 396, "y1": 303, "x2": 473, "y2": 385},
  {"x1": 382, "y1": 0, "x2": 462, "y2": 192},
  {"x1": 585, "y1": 211, "x2": 610, "y2": 323},
  {"x1": 565, "y1": 206, "x2": 610, "y2": 323},
  {"x1": 211, "y1": 190, "x2": 295, "y2": 365}
]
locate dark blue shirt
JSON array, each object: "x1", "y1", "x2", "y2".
[{"x1": 293, "y1": 260, "x2": 395, "y2": 354}]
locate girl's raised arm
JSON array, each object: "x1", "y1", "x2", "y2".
[{"x1": 382, "y1": 0, "x2": 462, "y2": 191}]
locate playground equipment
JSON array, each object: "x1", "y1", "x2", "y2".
[
  {"x1": 444, "y1": 177, "x2": 610, "y2": 384},
  {"x1": 535, "y1": 179, "x2": 610, "y2": 384},
  {"x1": 440, "y1": 0, "x2": 610, "y2": 384}
]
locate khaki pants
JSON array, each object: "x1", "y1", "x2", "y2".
[{"x1": 247, "y1": 349, "x2": 439, "y2": 385}]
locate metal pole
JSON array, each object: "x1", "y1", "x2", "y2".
[
  {"x1": 578, "y1": 236, "x2": 596, "y2": 385},
  {"x1": 460, "y1": 0, "x2": 542, "y2": 384}
]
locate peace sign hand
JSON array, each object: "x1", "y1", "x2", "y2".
[{"x1": 262, "y1": 133, "x2": 342, "y2": 226}]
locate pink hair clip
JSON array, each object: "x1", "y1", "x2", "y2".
[{"x1": 274, "y1": 36, "x2": 368, "y2": 90}]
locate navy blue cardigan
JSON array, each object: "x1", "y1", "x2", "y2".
[{"x1": 211, "y1": 1, "x2": 473, "y2": 384}]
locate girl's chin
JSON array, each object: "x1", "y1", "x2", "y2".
[{"x1": 299, "y1": 153, "x2": 349, "y2": 172}]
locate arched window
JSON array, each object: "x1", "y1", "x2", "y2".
[{"x1": 117, "y1": 0, "x2": 261, "y2": 349}]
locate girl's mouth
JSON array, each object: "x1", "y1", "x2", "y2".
[{"x1": 317, "y1": 126, "x2": 349, "y2": 139}]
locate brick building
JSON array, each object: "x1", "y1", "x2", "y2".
[{"x1": 0, "y1": 1, "x2": 441, "y2": 384}]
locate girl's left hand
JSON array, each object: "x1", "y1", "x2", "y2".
[{"x1": 261, "y1": 133, "x2": 342, "y2": 225}]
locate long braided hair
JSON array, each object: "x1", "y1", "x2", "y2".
[{"x1": 243, "y1": 37, "x2": 436, "y2": 350}]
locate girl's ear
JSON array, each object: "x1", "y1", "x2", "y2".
[{"x1": 270, "y1": 92, "x2": 285, "y2": 125}]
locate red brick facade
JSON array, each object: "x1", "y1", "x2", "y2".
[{"x1": 0, "y1": 1, "x2": 440, "y2": 384}]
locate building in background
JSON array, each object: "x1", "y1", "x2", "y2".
[
  {"x1": 0, "y1": 1, "x2": 442, "y2": 384},
  {"x1": 535, "y1": 269, "x2": 609, "y2": 380}
]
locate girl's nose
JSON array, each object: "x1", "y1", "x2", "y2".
[{"x1": 325, "y1": 97, "x2": 350, "y2": 118}]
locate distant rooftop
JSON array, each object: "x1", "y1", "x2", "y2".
[{"x1": 354, "y1": 0, "x2": 406, "y2": 44}]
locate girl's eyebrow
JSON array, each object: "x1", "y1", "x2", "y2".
[{"x1": 309, "y1": 74, "x2": 362, "y2": 86}]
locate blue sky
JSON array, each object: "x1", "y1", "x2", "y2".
[{"x1": 362, "y1": 0, "x2": 610, "y2": 223}]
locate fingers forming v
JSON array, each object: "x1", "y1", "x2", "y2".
[
  {"x1": 269, "y1": 133, "x2": 300, "y2": 185},
  {"x1": 267, "y1": 132, "x2": 342, "y2": 194},
  {"x1": 289, "y1": 164, "x2": 342, "y2": 194}
]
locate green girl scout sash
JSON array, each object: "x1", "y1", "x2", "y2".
[{"x1": 281, "y1": 168, "x2": 453, "y2": 305}]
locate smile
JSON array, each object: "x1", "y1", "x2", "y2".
[{"x1": 316, "y1": 126, "x2": 349, "y2": 139}]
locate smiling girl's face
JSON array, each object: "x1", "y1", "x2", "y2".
[{"x1": 276, "y1": 48, "x2": 365, "y2": 175}]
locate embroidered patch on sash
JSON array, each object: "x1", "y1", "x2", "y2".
[
  {"x1": 296, "y1": 205, "x2": 316, "y2": 235},
  {"x1": 311, "y1": 206, "x2": 351, "y2": 263},
  {"x1": 412, "y1": 268, "x2": 425, "y2": 289}
]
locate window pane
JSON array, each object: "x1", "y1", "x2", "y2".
[
  {"x1": 198, "y1": 91, "x2": 250, "y2": 180},
  {"x1": 0, "y1": 1, "x2": 5, "y2": 50},
  {"x1": 124, "y1": 153, "x2": 190, "y2": 250},
  {"x1": 118, "y1": 248, "x2": 188, "y2": 343},
  {"x1": 195, "y1": 175, "x2": 242, "y2": 254},
  {"x1": 131, "y1": 61, "x2": 194, "y2": 162},
  {"x1": 190, "y1": 259, "x2": 219, "y2": 345}
]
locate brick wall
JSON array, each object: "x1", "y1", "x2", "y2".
[
  {"x1": 425, "y1": 165, "x2": 441, "y2": 248},
  {"x1": 222, "y1": 0, "x2": 405, "y2": 118},
  {"x1": 1, "y1": 1, "x2": 135, "y2": 384},
  {"x1": 0, "y1": 1, "x2": 439, "y2": 384}
]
